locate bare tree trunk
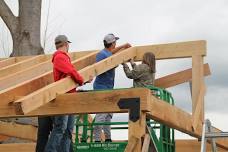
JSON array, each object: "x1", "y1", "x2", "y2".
[{"x1": 0, "y1": 0, "x2": 44, "y2": 56}]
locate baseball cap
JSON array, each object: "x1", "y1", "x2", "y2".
[
  {"x1": 103, "y1": 33, "x2": 119, "y2": 44},
  {"x1": 55, "y1": 35, "x2": 72, "y2": 44}
]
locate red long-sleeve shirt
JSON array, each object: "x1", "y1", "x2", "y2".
[{"x1": 52, "y1": 50, "x2": 84, "y2": 93}]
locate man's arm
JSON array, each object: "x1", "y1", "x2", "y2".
[
  {"x1": 112, "y1": 43, "x2": 131, "y2": 54},
  {"x1": 53, "y1": 54, "x2": 84, "y2": 85}
]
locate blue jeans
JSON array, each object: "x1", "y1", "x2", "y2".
[{"x1": 44, "y1": 115, "x2": 75, "y2": 152}]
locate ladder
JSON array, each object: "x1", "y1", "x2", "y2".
[{"x1": 200, "y1": 119, "x2": 228, "y2": 152}]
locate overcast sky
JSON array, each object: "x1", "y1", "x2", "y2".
[{"x1": 0, "y1": 0, "x2": 228, "y2": 139}]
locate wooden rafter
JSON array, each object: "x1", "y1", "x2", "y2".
[
  {"x1": 135, "y1": 40, "x2": 206, "y2": 60},
  {"x1": 0, "y1": 55, "x2": 49, "y2": 78},
  {"x1": 0, "y1": 143, "x2": 36, "y2": 152},
  {"x1": 0, "y1": 57, "x2": 16, "y2": 69},
  {"x1": 155, "y1": 63, "x2": 210, "y2": 88},
  {"x1": 0, "y1": 121, "x2": 37, "y2": 141}
]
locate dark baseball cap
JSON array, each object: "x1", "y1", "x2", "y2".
[{"x1": 55, "y1": 35, "x2": 72, "y2": 44}]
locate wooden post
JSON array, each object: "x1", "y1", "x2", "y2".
[
  {"x1": 141, "y1": 134, "x2": 150, "y2": 152},
  {"x1": 126, "y1": 112, "x2": 146, "y2": 152},
  {"x1": 192, "y1": 55, "x2": 205, "y2": 122}
]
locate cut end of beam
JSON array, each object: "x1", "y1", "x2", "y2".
[{"x1": 14, "y1": 102, "x2": 25, "y2": 115}]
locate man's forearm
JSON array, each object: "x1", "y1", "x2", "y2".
[{"x1": 112, "y1": 45, "x2": 124, "y2": 54}]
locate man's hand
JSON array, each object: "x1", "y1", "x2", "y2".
[
  {"x1": 88, "y1": 75, "x2": 93, "y2": 83},
  {"x1": 122, "y1": 43, "x2": 132, "y2": 49},
  {"x1": 84, "y1": 75, "x2": 93, "y2": 84},
  {"x1": 129, "y1": 59, "x2": 134, "y2": 65}
]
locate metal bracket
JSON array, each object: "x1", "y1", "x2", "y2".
[{"x1": 117, "y1": 98, "x2": 140, "y2": 122}]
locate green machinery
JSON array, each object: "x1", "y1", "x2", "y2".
[{"x1": 74, "y1": 86, "x2": 175, "y2": 152}]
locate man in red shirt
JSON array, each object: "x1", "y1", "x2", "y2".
[{"x1": 42, "y1": 35, "x2": 91, "y2": 152}]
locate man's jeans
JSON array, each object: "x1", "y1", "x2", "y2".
[
  {"x1": 44, "y1": 115, "x2": 75, "y2": 152},
  {"x1": 36, "y1": 116, "x2": 53, "y2": 152},
  {"x1": 94, "y1": 113, "x2": 113, "y2": 141}
]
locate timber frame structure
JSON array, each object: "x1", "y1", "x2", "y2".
[{"x1": 0, "y1": 40, "x2": 227, "y2": 152}]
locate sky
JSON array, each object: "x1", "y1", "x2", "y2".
[{"x1": 0, "y1": 0, "x2": 228, "y2": 140}]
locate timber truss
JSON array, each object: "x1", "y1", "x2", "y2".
[{"x1": 0, "y1": 40, "x2": 227, "y2": 152}]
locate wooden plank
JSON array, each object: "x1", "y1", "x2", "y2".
[
  {"x1": 192, "y1": 55, "x2": 204, "y2": 122},
  {"x1": 14, "y1": 47, "x2": 137, "y2": 114},
  {"x1": 0, "y1": 121, "x2": 37, "y2": 141},
  {"x1": 28, "y1": 88, "x2": 151, "y2": 116},
  {"x1": 135, "y1": 40, "x2": 206, "y2": 60},
  {"x1": 0, "y1": 143, "x2": 36, "y2": 152},
  {"x1": 128, "y1": 112, "x2": 146, "y2": 152},
  {"x1": 0, "y1": 58, "x2": 7, "y2": 61},
  {"x1": 176, "y1": 140, "x2": 227, "y2": 152},
  {"x1": 146, "y1": 96, "x2": 228, "y2": 150},
  {"x1": 141, "y1": 134, "x2": 150, "y2": 152},
  {"x1": 124, "y1": 136, "x2": 138, "y2": 152},
  {"x1": 0, "y1": 40, "x2": 206, "y2": 64},
  {"x1": 0, "y1": 55, "x2": 48, "y2": 78},
  {"x1": 0, "y1": 60, "x2": 53, "y2": 91},
  {"x1": 0, "y1": 57, "x2": 16, "y2": 69},
  {"x1": 155, "y1": 63, "x2": 210, "y2": 88},
  {"x1": 192, "y1": 84, "x2": 206, "y2": 131},
  {"x1": 0, "y1": 135, "x2": 9, "y2": 142},
  {"x1": 0, "y1": 88, "x2": 151, "y2": 117}
]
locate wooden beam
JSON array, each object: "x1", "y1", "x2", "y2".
[
  {"x1": 192, "y1": 84, "x2": 206, "y2": 131},
  {"x1": 128, "y1": 112, "x2": 146, "y2": 152},
  {"x1": 0, "y1": 135, "x2": 9, "y2": 142},
  {"x1": 28, "y1": 88, "x2": 151, "y2": 116},
  {"x1": 146, "y1": 96, "x2": 228, "y2": 150},
  {"x1": 14, "y1": 47, "x2": 136, "y2": 114},
  {"x1": 0, "y1": 58, "x2": 7, "y2": 61},
  {"x1": 141, "y1": 134, "x2": 150, "y2": 152},
  {"x1": 124, "y1": 136, "x2": 138, "y2": 152},
  {"x1": 155, "y1": 63, "x2": 210, "y2": 88},
  {"x1": 0, "y1": 60, "x2": 53, "y2": 91},
  {"x1": 192, "y1": 55, "x2": 204, "y2": 122},
  {"x1": 0, "y1": 55, "x2": 49, "y2": 78},
  {"x1": 0, "y1": 88, "x2": 151, "y2": 117},
  {"x1": 0, "y1": 143, "x2": 36, "y2": 152},
  {"x1": 135, "y1": 40, "x2": 206, "y2": 60},
  {"x1": 176, "y1": 140, "x2": 227, "y2": 152},
  {"x1": 0, "y1": 58, "x2": 16, "y2": 69},
  {"x1": 0, "y1": 121, "x2": 37, "y2": 141}
]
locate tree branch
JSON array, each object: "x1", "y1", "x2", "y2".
[{"x1": 0, "y1": 0, "x2": 18, "y2": 33}]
